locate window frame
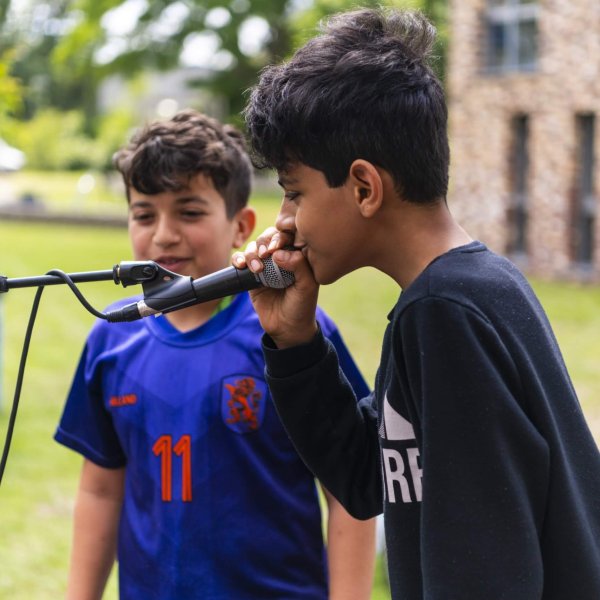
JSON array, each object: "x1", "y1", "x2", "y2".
[
  {"x1": 507, "y1": 114, "x2": 530, "y2": 258},
  {"x1": 572, "y1": 114, "x2": 596, "y2": 267},
  {"x1": 485, "y1": 0, "x2": 539, "y2": 74}
]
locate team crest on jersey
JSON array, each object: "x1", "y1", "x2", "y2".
[{"x1": 221, "y1": 375, "x2": 267, "y2": 433}]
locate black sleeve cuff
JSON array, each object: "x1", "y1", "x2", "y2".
[{"x1": 262, "y1": 325, "x2": 329, "y2": 379}]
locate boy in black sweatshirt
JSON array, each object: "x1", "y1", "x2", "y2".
[{"x1": 234, "y1": 7, "x2": 600, "y2": 599}]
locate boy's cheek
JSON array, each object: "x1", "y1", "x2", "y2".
[{"x1": 128, "y1": 232, "x2": 150, "y2": 260}]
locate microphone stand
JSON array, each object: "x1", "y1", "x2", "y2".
[
  {"x1": 0, "y1": 259, "x2": 185, "y2": 488},
  {"x1": 0, "y1": 260, "x2": 169, "y2": 293}
]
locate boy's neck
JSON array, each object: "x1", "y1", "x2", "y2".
[
  {"x1": 164, "y1": 298, "x2": 224, "y2": 333},
  {"x1": 374, "y1": 197, "x2": 472, "y2": 290}
]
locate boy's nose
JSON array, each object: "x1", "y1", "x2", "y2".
[
  {"x1": 275, "y1": 198, "x2": 297, "y2": 237},
  {"x1": 153, "y1": 217, "x2": 181, "y2": 247}
]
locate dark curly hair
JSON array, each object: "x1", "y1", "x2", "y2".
[
  {"x1": 244, "y1": 8, "x2": 448, "y2": 203},
  {"x1": 114, "y1": 109, "x2": 252, "y2": 218}
]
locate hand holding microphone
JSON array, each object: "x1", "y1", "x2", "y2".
[{"x1": 232, "y1": 230, "x2": 320, "y2": 349}]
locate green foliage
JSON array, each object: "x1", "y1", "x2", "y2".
[
  {"x1": 94, "y1": 107, "x2": 137, "y2": 170},
  {"x1": 0, "y1": 50, "x2": 23, "y2": 124},
  {"x1": 2, "y1": 0, "x2": 448, "y2": 166},
  {"x1": 49, "y1": 0, "x2": 296, "y2": 125},
  {"x1": 48, "y1": 0, "x2": 449, "y2": 127},
  {"x1": 2, "y1": 1, "x2": 93, "y2": 120},
  {"x1": 422, "y1": 0, "x2": 449, "y2": 80},
  {"x1": 2, "y1": 109, "x2": 102, "y2": 170},
  {"x1": 0, "y1": 0, "x2": 10, "y2": 24},
  {"x1": 1, "y1": 106, "x2": 136, "y2": 171}
]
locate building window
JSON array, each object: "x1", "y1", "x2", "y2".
[
  {"x1": 486, "y1": 0, "x2": 539, "y2": 73},
  {"x1": 572, "y1": 114, "x2": 596, "y2": 265},
  {"x1": 507, "y1": 115, "x2": 529, "y2": 257}
]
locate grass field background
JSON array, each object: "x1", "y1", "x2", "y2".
[{"x1": 1, "y1": 172, "x2": 600, "y2": 598}]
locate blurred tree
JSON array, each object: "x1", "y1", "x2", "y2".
[
  {"x1": 1, "y1": 0, "x2": 448, "y2": 163},
  {"x1": 422, "y1": 0, "x2": 448, "y2": 80},
  {"x1": 0, "y1": 50, "x2": 23, "y2": 130},
  {"x1": 0, "y1": 0, "x2": 9, "y2": 25},
  {"x1": 51, "y1": 0, "x2": 447, "y2": 127},
  {"x1": 0, "y1": 2, "x2": 20, "y2": 128},
  {"x1": 1, "y1": 1, "x2": 93, "y2": 121},
  {"x1": 49, "y1": 0, "x2": 294, "y2": 128}
]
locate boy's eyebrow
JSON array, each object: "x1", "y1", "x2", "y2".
[
  {"x1": 174, "y1": 195, "x2": 210, "y2": 206},
  {"x1": 129, "y1": 199, "x2": 153, "y2": 209},
  {"x1": 129, "y1": 195, "x2": 210, "y2": 209},
  {"x1": 277, "y1": 176, "x2": 298, "y2": 188}
]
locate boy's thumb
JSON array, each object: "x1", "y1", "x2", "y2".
[{"x1": 272, "y1": 248, "x2": 314, "y2": 284}]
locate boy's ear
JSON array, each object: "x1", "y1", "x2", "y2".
[
  {"x1": 232, "y1": 206, "x2": 256, "y2": 248},
  {"x1": 348, "y1": 159, "x2": 384, "y2": 218}
]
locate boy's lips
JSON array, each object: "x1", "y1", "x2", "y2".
[
  {"x1": 298, "y1": 245, "x2": 311, "y2": 263},
  {"x1": 154, "y1": 256, "x2": 190, "y2": 271}
]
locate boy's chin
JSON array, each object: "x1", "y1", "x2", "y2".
[{"x1": 312, "y1": 265, "x2": 345, "y2": 286}]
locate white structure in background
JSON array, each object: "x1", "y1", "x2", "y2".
[{"x1": 0, "y1": 139, "x2": 26, "y2": 172}]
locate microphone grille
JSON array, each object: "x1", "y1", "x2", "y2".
[{"x1": 258, "y1": 256, "x2": 295, "y2": 289}]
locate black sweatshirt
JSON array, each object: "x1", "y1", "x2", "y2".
[{"x1": 264, "y1": 241, "x2": 600, "y2": 599}]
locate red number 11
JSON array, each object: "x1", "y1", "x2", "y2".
[{"x1": 152, "y1": 434, "x2": 192, "y2": 502}]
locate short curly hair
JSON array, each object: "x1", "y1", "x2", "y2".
[{"x1": 114, "y1": 109, "x2": 252, "y2": 218}]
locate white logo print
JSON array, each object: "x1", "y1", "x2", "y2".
[
  {"x1": 380, "y1": 392, "x2": 416, "y2": 441},
  {"x1": 380, "y1": 392, "x2": 422, "y2": 504}
]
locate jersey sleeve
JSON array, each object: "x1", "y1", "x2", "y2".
[
  {"x1": 54, "y1": 341, "x2": 126, "y2": 469},
  {"x1": 399, "y1": 297, "x2": 549, "y2": 595},
  {"x1": 263, "y1": 327, "x2": 382, "y2": 520}
]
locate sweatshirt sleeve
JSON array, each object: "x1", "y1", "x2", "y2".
[
  {"x1": 400, "y1": 297, "x2": 549, "y2": 597},
  {"x1": 263, "y1": 328, "x2": 383, "y2": 519}
]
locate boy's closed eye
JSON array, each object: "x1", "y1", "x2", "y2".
[
  {"x1": 131, "y1": 212, "x2": 155, "y2": 223},
  {"x1": 179, "y1": 209, "x2": 208, "y2": 220},
  {"x1": 284, "y1": 191, "x2": 300, "y2": 202}
]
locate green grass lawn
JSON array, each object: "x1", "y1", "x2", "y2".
[
  {"x1": 1, "y1": 185, "x2": 599, "y2": 599},
  {"x1": 0, "y1": 205, "x2": 393, "y2": 598}
]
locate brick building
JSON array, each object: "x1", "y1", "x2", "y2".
[{"x1": 447, "y1": 0, "x2": 600, "y2": 280}]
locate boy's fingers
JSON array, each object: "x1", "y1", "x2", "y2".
[
  {"x1": 231, "y1": 242, "x2": 255, "y2": 270},
  {"x1": 271, "y1": 248, "x2": 302, "y2": 269},
  {"x1": 234, "y1": 228, "x2": 296, "y2": 273},
  {"x1": 232, "y1": 252, "x2": 246, "y2": 269},
  {"x1": 266, "y1": 231, "x2": 295, "y2": 254},
  {"x1": 271, "y1": 248, "x2": 316, "y2": 288},
  {"x1": 254, "y1": 227, "x2": 280, "y2": 258},
  {"x1": 234, "y1": 240, "x2": 264, "y2": 273},
  {"x1": 256, "y1": 228, "x2": 295, "y2": 257}
]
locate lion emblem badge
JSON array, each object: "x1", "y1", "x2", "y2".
[{"x1": 221, "y1": 375, "x2": 267, "y2": 433}]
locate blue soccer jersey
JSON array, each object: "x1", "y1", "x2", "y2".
[{"x1": 55, "y1": 292, "x2": 369, "y2": 600}]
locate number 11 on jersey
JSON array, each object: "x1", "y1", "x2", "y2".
[{"x1": 152, "y1": 434, "x2": 192, "y2": 502}]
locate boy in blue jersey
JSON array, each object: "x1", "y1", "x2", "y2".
[
  {"x1": 55, "y1": 109, "x2": 376, "y2": 599},
  {"x1": 234, "y1": 8, "x2": 600, "y2": 600}
]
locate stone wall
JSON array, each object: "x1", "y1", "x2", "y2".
[{"x1": 447, "y1": 0, "x2": 600, "y2": 279}]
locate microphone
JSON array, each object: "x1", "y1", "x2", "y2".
[{"x1": 106, "y1": 256, "x2": 294, "y2": 322}]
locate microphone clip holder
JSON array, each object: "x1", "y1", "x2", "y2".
[
  {"x1": 0, "y1": 260, "x2": 167, "y2": 293},
  {"x1": 135, "y1": 266, "x2": 195, "y2": 315}
]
